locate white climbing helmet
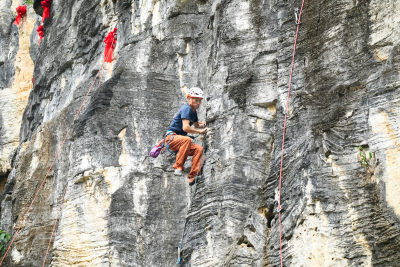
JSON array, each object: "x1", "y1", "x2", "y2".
[{"x1": 187, "y1": 87, "x2": 204, "y2": 99}]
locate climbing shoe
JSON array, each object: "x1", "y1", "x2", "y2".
[
  {"x1": 174, "y1": 169, "x2": 183, "y2": 176},
  {"x1": 188, "y1": 177, "x2": 196, "y2": 186}
]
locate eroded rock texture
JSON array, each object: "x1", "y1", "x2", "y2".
[
  {"x1": 0, "y1": 0, "x2": 399, "y2": 266},
  {"x1": 0, "y1": 0, "x2": 34, "y2": 190}
]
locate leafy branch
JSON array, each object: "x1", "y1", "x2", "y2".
[
  {"x1": 0, "y1": 225, "x2": 11, "y2": 255},
  {"x1": 358, "y1": 146, "x2": 370, "y2": 169},
  {"x1": 358, "y1": 146, "x2": 377, "y2": 179}
]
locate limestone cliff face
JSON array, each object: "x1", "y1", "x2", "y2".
[
  {"x1": 0, "y1": 0, "x2": 399, "y2": 266},
  {"x1": 0, "y1": 0, "x2": 34, "y2": 190}
]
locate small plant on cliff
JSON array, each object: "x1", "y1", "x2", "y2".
[
  {"x1": 358, "y1": 146, "x2": 369, "y2": 169},
  {"x1": 0, "y1": 225, "x2": 11, "y2": 254},
  {"x1": 358, "y1": 146, "x2": 377, "y2": 179},
  {"x1": 25, "y1": 0, "x2": 34, "y2": 5}
]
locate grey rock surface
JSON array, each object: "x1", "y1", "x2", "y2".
[
  {"x1": 0, "y1": 0, "x2": 35, "y2": 203},
  {"x1": 0, "y1": 0, "x2": 399, "y2": 266}
]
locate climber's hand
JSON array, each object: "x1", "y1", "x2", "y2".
[
  {"x1": 199, "y1": 128, "x2": 208, "y2": 135},
  {"x1": 198, "y1": 121, "x2": 206, "y2": 128}
]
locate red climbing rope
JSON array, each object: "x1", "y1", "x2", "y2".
[
  {"x1": 0, "y1": 38, "x2": 114, "y2": 266},
  {"x1": 278, "y1": 1, "x2": 305, "y2": 267},
  {"x1": 41, "y1": 182, "x2": 68, "y2": 267},
  {"x1": 41, "y1": 53, "x2": 109, "y2": 266},
  {"x1": 13, "y1": 5, "x2": 27, "y2": 26}
]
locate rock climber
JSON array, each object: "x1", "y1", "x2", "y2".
[{"x1": 162, "y1": 87, "x2": 208, "y2": 185}]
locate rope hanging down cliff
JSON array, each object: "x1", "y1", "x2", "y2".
[
  {"x1": 41, "y1": 60, "x2": 109, "y2": 267},
  {"x1": 278, "y1": 1, "x2": 305, "y2": 267},
  {"x1": 177, "y1": 135, "x2": 207, "y2": 265},
  {"x1": 0, "y1": 30, "x2": 117, "y2": 266}
]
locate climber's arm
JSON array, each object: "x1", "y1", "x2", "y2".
[
  {"x1": 193, "y1": 121, "x2": 206, "y2": 128},
  {"x1": 183, "y1": 119, "x2": 207, "y2": 134}
]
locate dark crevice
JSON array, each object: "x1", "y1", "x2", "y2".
[
  {"x1": 258, "y1": 206, "x2": 275, "y2": 229},
  {"x1": 237, "y1": 235, "x2": 254, "y2": 248},
  {"x1": 0, "y1": 169, "x2": 10, "y2": 193}
]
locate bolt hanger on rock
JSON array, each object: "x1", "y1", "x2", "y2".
[{"x1": 294, "y1": 7, "x2": 302, "y2": 25}]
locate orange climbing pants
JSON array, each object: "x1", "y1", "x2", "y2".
[{"x1": 164, "y1": 134, "x2": 203, "y2": 179}]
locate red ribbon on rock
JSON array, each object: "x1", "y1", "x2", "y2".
[
  {"x1": 41, "y1": 0, "x2": 52, "y2": 22},
  {"x1": 13, "y1": 5, "x2": 27, "y2": 26},
  {"x1": 104, "y1": 28, "x2": 117, "y2": 63},
  {"x1": 37, "y1": 25, "x2": 44, "y2": 45}
]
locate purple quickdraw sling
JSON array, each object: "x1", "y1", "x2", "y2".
[
  {"x1": 149, "y1": 131, "x2": 177, "y2": 158},
  {"x1": 149, "y1": 145, "x2": 162, "y2": 158}
]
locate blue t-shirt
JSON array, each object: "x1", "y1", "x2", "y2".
[{"x1": 168, "y1": 104, "x2": 198, "y2": 135}]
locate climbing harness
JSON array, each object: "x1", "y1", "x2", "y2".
[
  {"x1": 149, "y1": 131, "x2": 178, "y2": 158},
  {"x1": 176, "y1": 134, "x2": 207, "y2": 264},
  {"x1": 278, "y1": 1, "x2": 305, "y2": 267},
  {"x1": 164, "y1": 131, "x2": 178, "y2": 155},
  {"x1": 0, "y1": 33, "x2": 116, "y2": 266},
  {"x1": 1, "y1": 0, "x2": 305, "y2": 264},
  {"x1": 149, "y1": 128, "x2": 206, "y2": 263}
]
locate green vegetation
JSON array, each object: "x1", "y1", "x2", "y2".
[
  {"x1": 0, "y1": 224, "x2": 11, "y2": 254},
  {"x1": 358, "y1": 146, "x2": 374, "y2": 172},
  {"x1": 26, "y1": 0, "x2": 34, "y2": 5},
  {"x1": 358, "y1": 146, "x2": 368, "y2": 168}
]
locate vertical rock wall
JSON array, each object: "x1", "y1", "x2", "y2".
[
  {"x1": 0, "y1": 0, "x2": 34, "y2": 188},
  {"x1": 0, "y1": 0, "x2": 35, "y2": 243},
  {"x1": 0, "y1": 0, "x2": 399, "y2": 266}
]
